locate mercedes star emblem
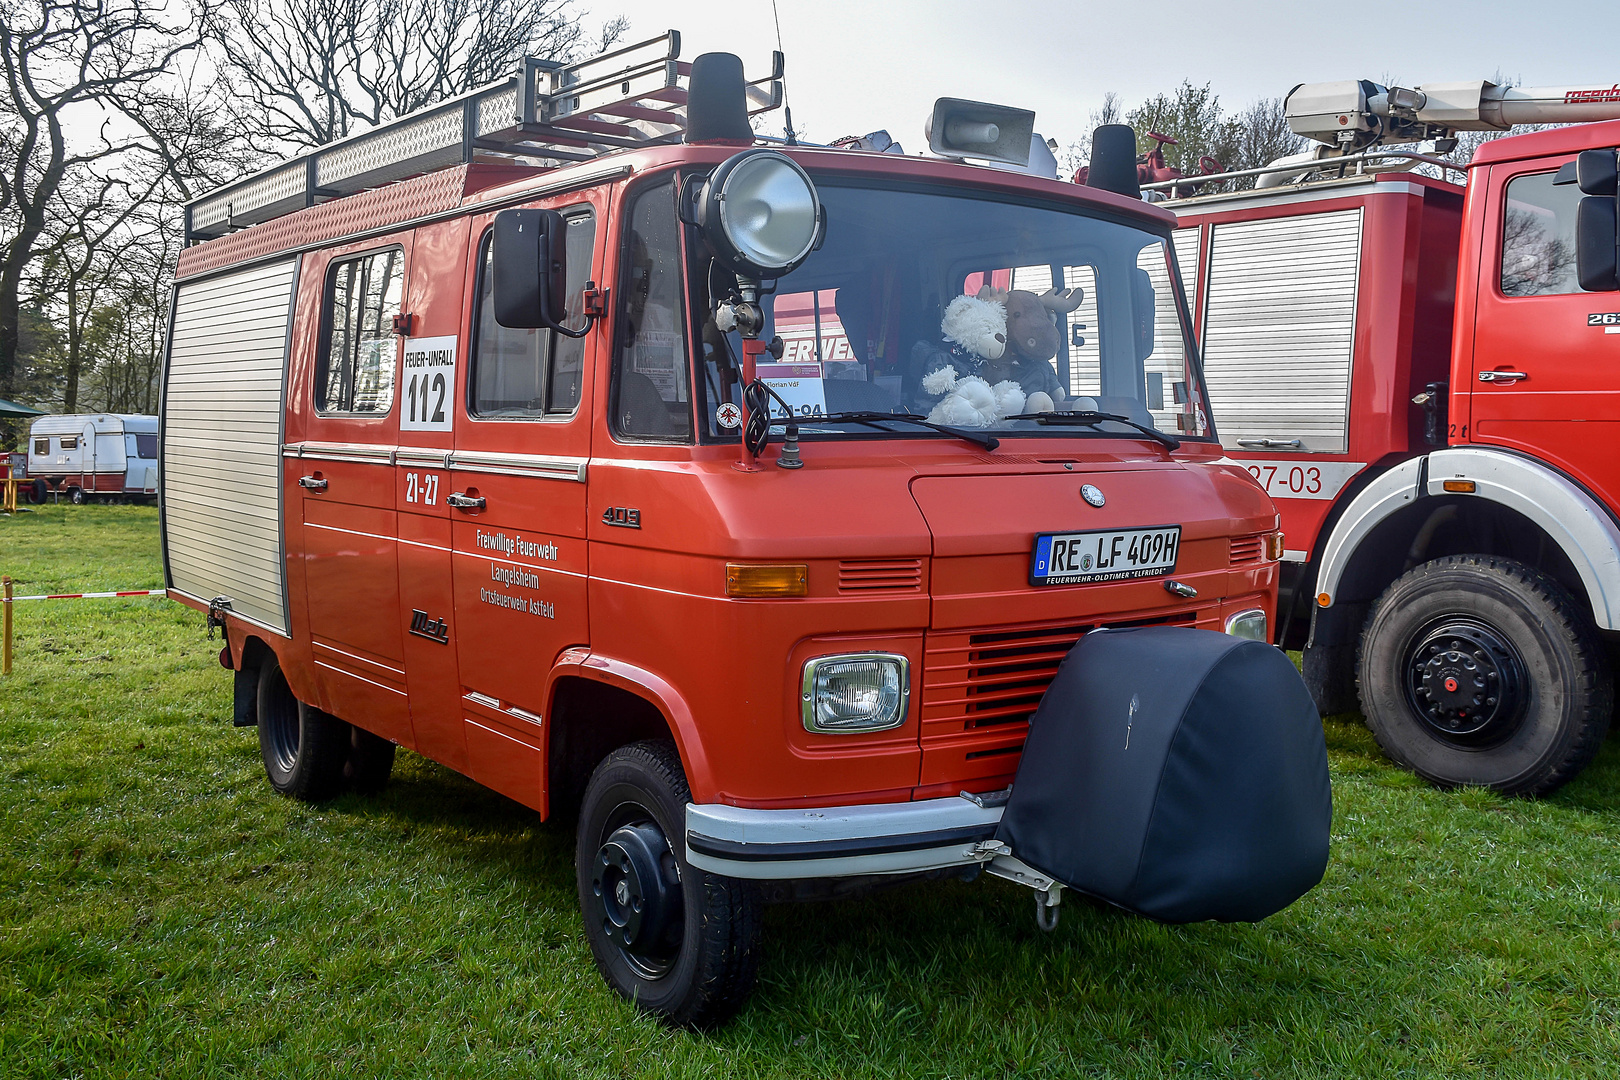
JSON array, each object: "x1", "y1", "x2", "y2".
[{"x1": 1081, "y1": 484, "x2": 1105, "y2": 507}]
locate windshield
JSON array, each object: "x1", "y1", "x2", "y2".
[{"x1": 691, "y1": 178, "x2": 1211, "y2": 443}]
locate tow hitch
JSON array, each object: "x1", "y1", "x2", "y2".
[{"x1": 970, "y1": 839, "x2": 1067, "y2": 931}]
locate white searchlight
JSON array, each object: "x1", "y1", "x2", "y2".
[{"x1": 694, "y1": 148, "x2": 824, "y2": 281}]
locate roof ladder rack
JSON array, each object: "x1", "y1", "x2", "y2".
[{"x1": 185, "y1": 30, "x2": 784, "y2": 243}]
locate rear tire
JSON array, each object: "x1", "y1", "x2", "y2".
[
  {"x1": 576, "y1": 741, "x2": 762, "y2": 1028},
  {"x1": 1358, "y1": 555, "x2": 1612, "y2": 796},
  {"x1": 255, "y1": 652, "x2": 349, "y2": 801},
  {"x1": 344, "y1": 727, "x2": 396, "y2": 795}
]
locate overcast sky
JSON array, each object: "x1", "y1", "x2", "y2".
[{"x1": 603, "y1": 0, "x2": 1620, "y2": 151}]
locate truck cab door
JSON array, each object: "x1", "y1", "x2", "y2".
[
  {"x1": 292, "y1": 234, "x2": 414, "y2": 746},
  {"x1": 1469, "y1": 160, "x2": 1620, "y2": 507},
  {"x1": 446, "y1": 195, "x2": 604, "y2": 813}
]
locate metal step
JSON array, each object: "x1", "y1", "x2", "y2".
[{"x1": 185, "y1": 30, "x2": 783, "y2": 242}]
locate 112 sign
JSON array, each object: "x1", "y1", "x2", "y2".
[{"x1": 400, "y1": 335, "x2": 457, "y2": 432}]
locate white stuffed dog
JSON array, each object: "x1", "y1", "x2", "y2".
[{"x1": 923, "y1": 364, "x2": 1026, "y2": 428}]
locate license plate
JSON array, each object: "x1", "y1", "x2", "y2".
[{"x1": 1030, "y1": 526, "x2": 1182, "y2": 586}]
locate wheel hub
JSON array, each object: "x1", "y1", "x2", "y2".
[
  {"x1": 1404, "y1": 619, "x2": 1526, "y2": 746},
  {"x1": 590, "y1": 820, "x2": 683, "y2": 977}
]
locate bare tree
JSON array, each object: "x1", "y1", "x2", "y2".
[
  {"x1": 0, "y1": 0, "x2": 206, "y2": 438},
  {"x1": 212, "y1": 0, "x2": 628, "y2": 150},
  {"x1": 1060, "y1": 90, "x2": 1121, "y2": 178},
  {"x1": 1226, "y1": 96, "x2": 1302, "y2": 174}
]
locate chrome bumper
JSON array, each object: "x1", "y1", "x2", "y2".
[{"x1": 684, "y1": 796, "x2": 1003, "y2": 880}]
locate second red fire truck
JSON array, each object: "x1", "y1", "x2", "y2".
[{"x1": 1159, "y1": 79, "x2": 1620, "y2": 795}]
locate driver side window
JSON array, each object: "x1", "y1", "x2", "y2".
[{"x1": 612, "y1": 180, "x2": 692, "y2": 441}]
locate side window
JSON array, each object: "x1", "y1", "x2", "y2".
[
  {"x1": 471, "y1": 208, "x2": 595, "y2": 417},
  {"x1": 135, "y1": 434, "x2": 158, "y2": 459},
  {"x1": 613, "y1": 181, "x2": 691, "y2": 440},
  {"x1": 1501, "y1": 170, "x2": 1581, "y2": 298},
  {"x1": 317, "y1": 248, "x2": 402, "y2": 414},
  {"x1": 33, "y1": 438, "x2": 48, "y2": 455},
  {"x1": 60, "y1": 436, "x2": 78, "y2": 451}
]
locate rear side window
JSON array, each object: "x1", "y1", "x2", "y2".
[
  {"x1": 59, "y1": 437, "x2": 78, "y2": 451},
  {"x1": 1500, "y1": 171, "x2": 1581, "y2": 297},
  {"x1": 471, "y1": 208, "x2": 596, "y2": 417},
  {"x1": 33, "y1": 439, "x2": 47, "y2": 455},
  {"x1": 317, "y1": 248, "x2": 403, "y2": 414},
  {"x1": 135, "y1": 434, "x2": 158, "y2": 459}
]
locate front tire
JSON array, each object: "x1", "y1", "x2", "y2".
[
  {"x1": 255, "y1": 652, "x2": 349, "y2": 801},
  {"x1": 1358, "y1": 555, "x2": 1612, "y2": 796},
  {"x1": 575, "y1": 741, "x2": 761, "y2": 1028}
]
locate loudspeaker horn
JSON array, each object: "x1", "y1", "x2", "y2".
[{"x1": 926, "y1": 98, "x2": 1035, "y2": 166}]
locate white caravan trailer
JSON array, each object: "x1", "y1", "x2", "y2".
[{"x1": 27, "y1": 413, "x2": 160, "y2": 502}]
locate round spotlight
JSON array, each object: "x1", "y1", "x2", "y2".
[{"x1": 696, "y1": 149, "x2": 823, "y2": 280}]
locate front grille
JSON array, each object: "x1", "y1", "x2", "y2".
[
  {"x1": 838, "y1": 559, "x2": 923, "y2": 593},
  {"x1": 918, "y1": 610, "x2": 1202, "y2": 788},
  {"x1": 1230, "y1": 534, "x2": 1264, "y2": 564},
  {"x1": 924, "y1": 610, "x2": 1200, "y2": 733}
]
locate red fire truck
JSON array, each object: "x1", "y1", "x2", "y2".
[
  {"x1": 1157, "y1": 79, "x2": 1620, "y2": 796},
  {"x1": 159, "y1": 36, "x2": 1300, "y2": 1024}
]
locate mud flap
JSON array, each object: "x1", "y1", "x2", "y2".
[{"x1": 994, "y1": 626, "x2": 1330, "y2": 923}]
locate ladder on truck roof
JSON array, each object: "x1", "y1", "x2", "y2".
[{"x1": 184, "y1": 30, "x2": 783, "y2": 243}]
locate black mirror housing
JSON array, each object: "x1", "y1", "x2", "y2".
[
  {"x1": 1576, "y1": 195, "x2": 1620, "y2": 292},
  {"x1": 1132, "y1": 266, "x2": 1156, "y2": 361},
  {"x1": 1576, "y1": 149, "x2": 1619, "y2": 196},
  {"x1": 493, "y1": 208, "x2": 585, "y2": 333}
]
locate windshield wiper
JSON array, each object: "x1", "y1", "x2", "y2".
[
  {"x1": 805, "y1": 411, "x2": 1000, "y2": 450},
  {"x1": 1007, "y1": 410, "x2": 1181, "y2": 451}
]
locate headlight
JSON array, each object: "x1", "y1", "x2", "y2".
[
  {"x1": 1225, "y1": 609, "x2": 1269, "y2": 642},
  {"x1": 801, "y1": 654, "x2": 909, "y2": 733},
  {"x1": 696, "y1": 149, "x2": 823, "y2": 280}
]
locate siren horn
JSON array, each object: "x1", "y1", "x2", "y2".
[{"x1": 927, "y1": 98, "x2": 1035, "y2": 166}]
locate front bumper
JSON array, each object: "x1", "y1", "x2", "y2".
[{"x1": 684, "y1": 795, "x2": 1003, "y2": 880}]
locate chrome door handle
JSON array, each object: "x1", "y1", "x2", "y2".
[
  {"x1": 1237, "y1": 437, "x2": 1304, "y2": 449},
  {"x1": 298, "y1": 476, "x2": 328, "y2": 491},
  {"x1": 446, "y1": 492, "x2": 485, "y2": 510},
  {"x1": 1478, "y1": 370, "x2": 1527, "y2": 383}
]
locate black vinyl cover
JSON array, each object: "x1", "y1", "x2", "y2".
[{"x1": 995, "y1": 627, "x2": 1330, "y2": 923}]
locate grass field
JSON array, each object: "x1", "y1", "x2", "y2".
[{"x1": 2, "y1": 504, "x2": 1619, "y2": 1078}]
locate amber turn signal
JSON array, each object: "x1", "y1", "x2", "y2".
[
  {"x1": 1442, "y1": 479, "x2": 1476, "y2": 493},
  {"x1": 725, "y1": 563, "x2": 809, "y2": 598},
  {"x1": 1266, "y1": 531, "x2": 1286, "y2": 560}
]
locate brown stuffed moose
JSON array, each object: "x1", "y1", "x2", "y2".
[{"x1": 974, "y1": 285, "x2": 1084, "y2": 411}]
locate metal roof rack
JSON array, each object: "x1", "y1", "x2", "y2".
[{"x1": 185, "y1": 30, "x2": 783, "y2": 242}]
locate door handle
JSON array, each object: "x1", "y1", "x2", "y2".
[
  {"x1": 1237, "y1": 437, "x2": 1305, "y2": 449},
  {"x1": 1478, "y1": 370, "x2": 1527, "y2": 384},
  {"x1": 446, "y1": 492, "x2": 485, "y2": 510},
  {"x1": 298, "y1": 475, "x2": 328, "y2": 491}
]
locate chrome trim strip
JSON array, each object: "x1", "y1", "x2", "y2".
[
  {"x1": 395, "y1": 446, "x2": 452, "y2": 467},
  {"x1": 463, "y1": 691, "x2": 544, "y2": 727},
  {"x1": 448, "y1": 449, "x2": 587, "y2": 482},
  {"x1": 286, "y1": 441, "x2": 395, "y2": 464}
]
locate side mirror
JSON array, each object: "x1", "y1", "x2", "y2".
[
  {"x1": 1132, "y1": 266, "x2": 1156, "y2": 361},
  {"x1": 492, "y1": 208, "x2": 591, "y2": 337},
  {"x1": 1574, "y1": 149, "x2": 1620, "y2": 293}
]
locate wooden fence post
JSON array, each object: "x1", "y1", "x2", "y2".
[{"x1": 2, "y1": 576, "x2": 12, "y2": 676}]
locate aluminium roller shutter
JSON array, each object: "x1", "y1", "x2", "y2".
[
  {"x1": 1200, "y1": 209, "x2": 1362, "y2": 454},
  {"x1": 161, "y1": 258, "x2": 298, "y2": 634}
]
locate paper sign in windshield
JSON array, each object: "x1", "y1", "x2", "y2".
[{"x1": 756, "y1": 362, "x2": 827, "y2": 422}]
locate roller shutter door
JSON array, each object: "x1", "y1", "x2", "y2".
[
  {"x1": 1201, "y1": 210, "x2": 1361, "y2": 454},
  {"x1": 161, "y1": 258, "x2": 297, "y2": 634}
]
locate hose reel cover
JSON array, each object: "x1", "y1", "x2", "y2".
[{"x1": 995, "y1": 627, "x2": 1330, "y2": 923}]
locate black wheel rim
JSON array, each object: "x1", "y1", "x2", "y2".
[
  {"x1": 1401, "y1": 616, "x2": 1528, "y2": 749},
  {"x1": 262, "y1": 673, "x2": 301, "y2": 774},
  {"x1": 587, "y1": 804, "x2": 684, "y2": 979}
]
